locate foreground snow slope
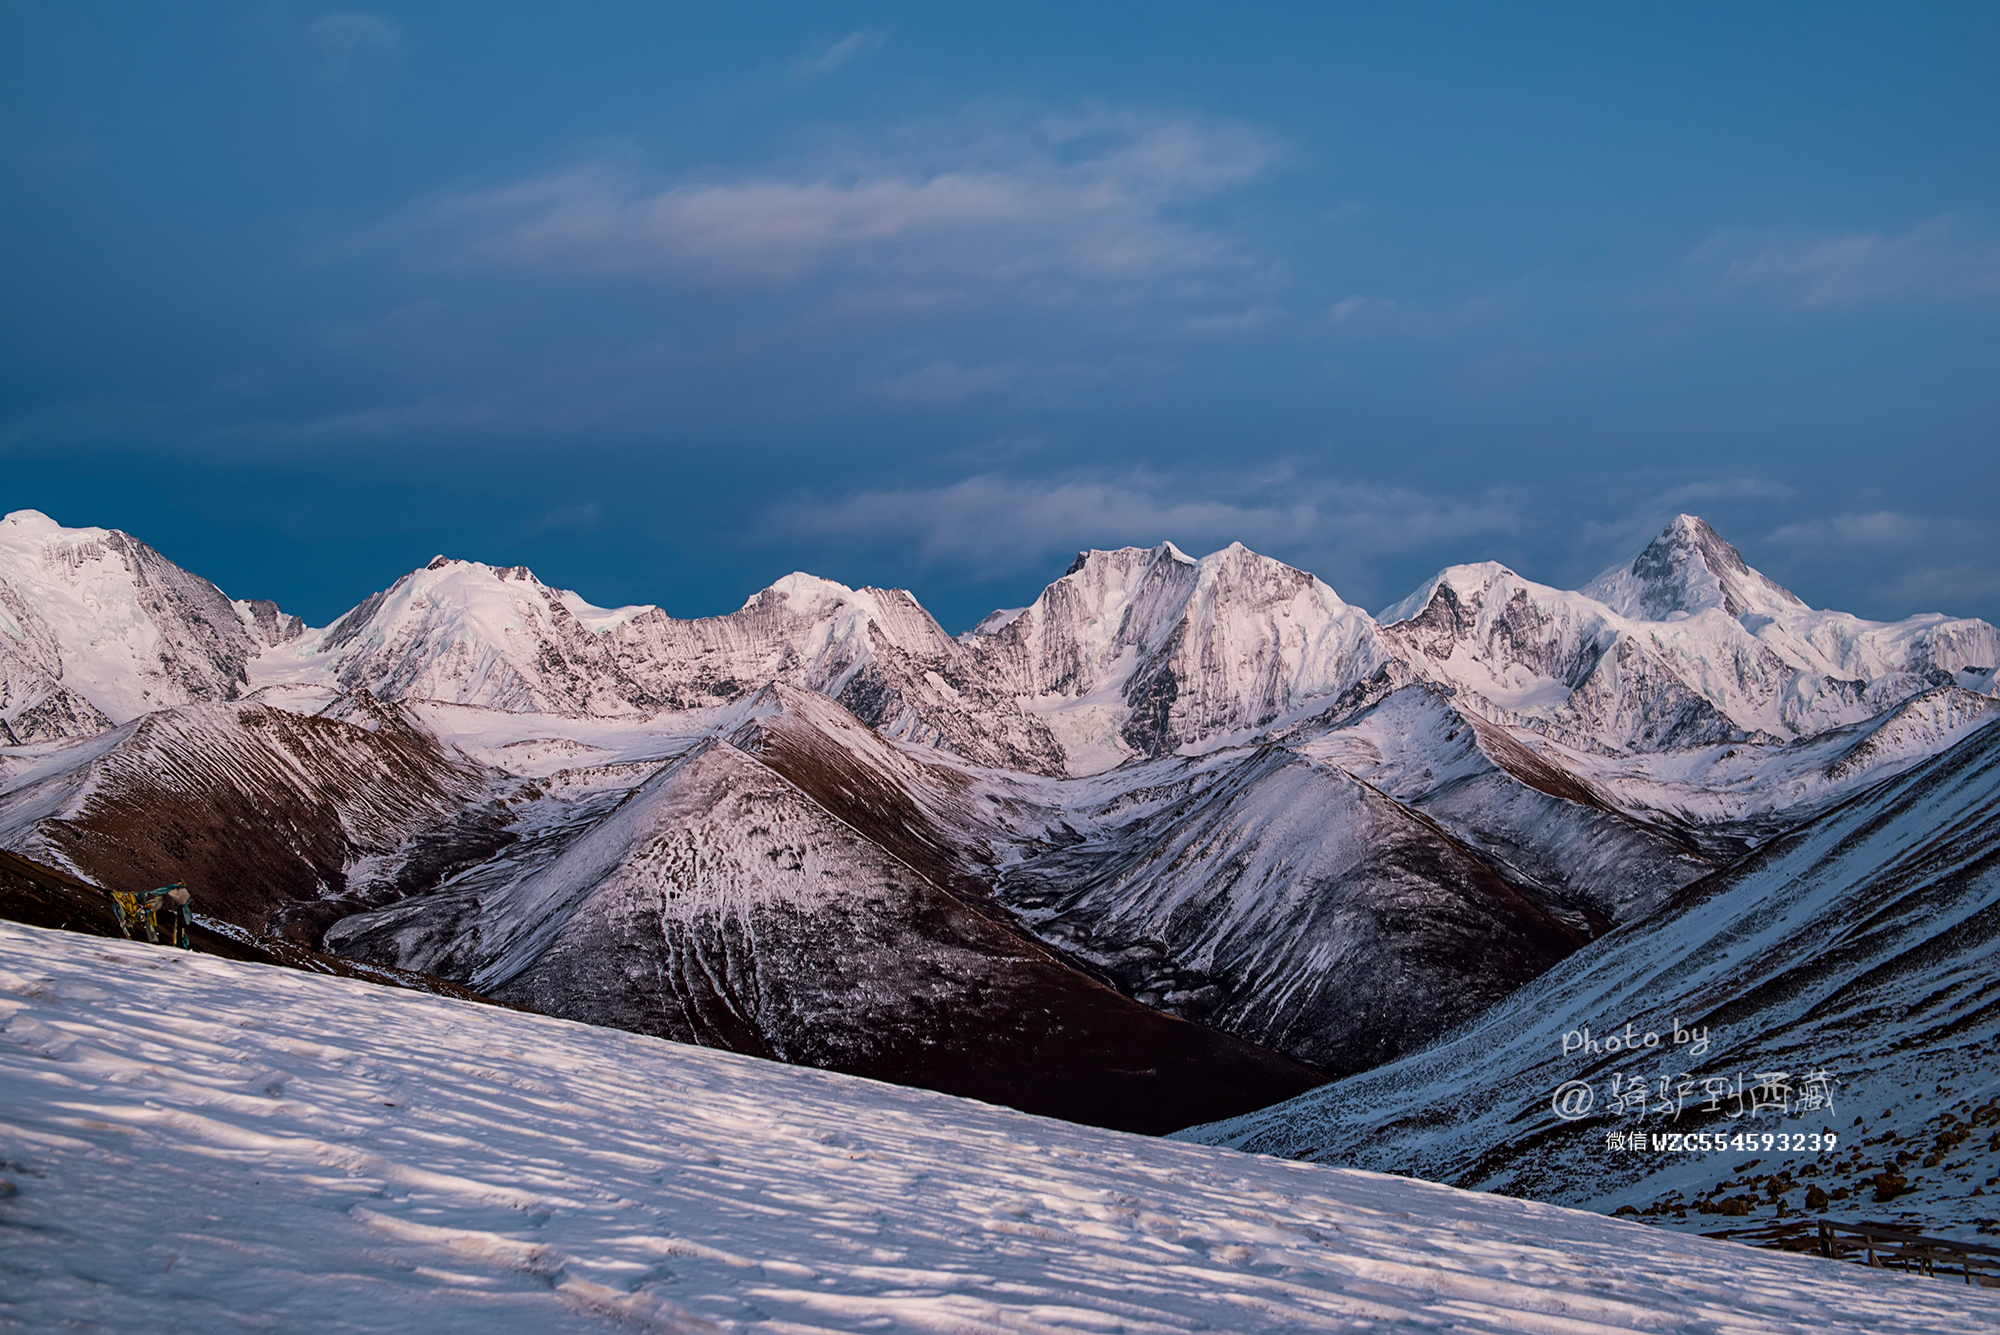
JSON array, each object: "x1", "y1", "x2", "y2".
[{"x1": 4, "y1": 923, "x2": 1992, "y2": 1334}]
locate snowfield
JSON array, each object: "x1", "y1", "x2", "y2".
[{"x1": 4, "y1": 924, "x2": 1994, "y2": 1333}]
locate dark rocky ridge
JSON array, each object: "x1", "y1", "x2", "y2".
[
  {"x1": 0, "y1": 694, "x2": 488, "y2": 935},
  {"x1": 995, "y1": 741, "x2": 1602, "y2": 1075},
  {"x1": 331, "y1": 717, "x2": 1327, "y2": 1135},
  {"x1": 1185, "y1": 717, "x2": 2000, "y2": 1239}
]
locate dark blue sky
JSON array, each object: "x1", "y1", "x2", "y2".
[{"x1": 4, "y1": 3, "x2": 1996, "y2": 630}]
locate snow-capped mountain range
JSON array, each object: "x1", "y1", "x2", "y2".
[
  {"x1": 8, "y1": 507, "x2": 1991, "y2": 779},
  {"x1": 3, "y1": 505, "x2": 1996, "y2": 1140}
]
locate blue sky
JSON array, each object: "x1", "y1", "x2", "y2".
[{"x1": 3, "y1": 3, "x2": 1996, "y2": 630}]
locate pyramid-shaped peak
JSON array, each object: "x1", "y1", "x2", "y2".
[
  {"x1": 1586, "y1": 515, "x2": 1805, "y2": 621},
  {"x1": 1195, "y1": 540, "x2": 1309, "y2": 576}
]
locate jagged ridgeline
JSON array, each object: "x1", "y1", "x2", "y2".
[{"x1": 1, "y1": 507, "x2": 1995, "y2": 1135}]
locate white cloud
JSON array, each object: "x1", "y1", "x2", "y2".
[
  {"x1": 530, "y1": 501, "x2": 603, "y2": 533},
  {"x1": 403, "y1": 106, "x2": 1278, "y2": 296},
  {"x1": 1327, "y1": 296, "x2": 1375, "y2": 324},
  {"x1": 1767, "y1": 510, "x2": 1935, "y2": 549},
  {"x1": 1870, "y1": 559, "x2": 2000, "y2": 613},
  {"x1": 1655, "y1": 478, "x2": 1798, "y2": 506},
  {"x1": 796, "y1": 30, "x2": 887, "y2": 79},
  {"x1": 1764, "y1": 510, "x2": 2000, "y2": 616},
  {"x1": 1691, "y1": 214, "x2": 2000, "y2": 308},
  {"x1": 759, "y1": 472, "x2": 1521, "y2": 598},
  {"x1": 1322, "y1": 292, "x2": 1518, "y2": 340}
]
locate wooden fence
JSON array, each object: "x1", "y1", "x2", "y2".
[
  {"x1": 1698, "y1": 1217, "x2": 2000, "y2": 1286},
  {"x1": 1813, "y1": 1219, "x2": 2000, "y2": 1286}
]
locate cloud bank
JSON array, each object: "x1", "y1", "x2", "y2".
[
  {"x1": 1693, "y1": 214, "x2": 2000, "y2": 309},
  {"x1": 760, "y1": 472, "x2": 1523, "y2": 610},
  {"x1": 402, "y1": 107, "x2": 1278, "y2": 297}
]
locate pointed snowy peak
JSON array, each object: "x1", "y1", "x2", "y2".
[
  {"x1": 275, "y1": 556, "x2": 669, "y2": 715},
  {"x1": 1059, "y1": 540, "x2": 1195, "y2": 577},
  {"x1": 1059, "y1": 540, "x2": 1189, "y2": 577},
  {"x1": 1585, "y1": 514, "x2": 1805, "y2": 621},
  {"x1": 733, "y1": 573, "x2": 963, "y2": 663},
  {"x1": 321, "y1": 557, "x2": 584, "y2": 648},
  {"x1": 1377, "y1": 562, "x2": 1525, "y2": 626},
  {"x1": 995, "y1": 544, "x2": 1204, "y2": 678},
  {"x1": 963, "y1": 541, "x2": 1385, "y2": 769}
]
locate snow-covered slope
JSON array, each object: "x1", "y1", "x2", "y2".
[
  {"x1": 1540, "y1": 682, "x2": 2000, "y2": 854},
  {"x1": 1183, "y1": 716, "x2": 2000, "y2": 1241},
  {"x1": 1284, "y1": 683, "x2": 1716, "y2": 920},
  {"x1": 6, "y1": 920, "x2": 1993, "y2": 1334},
  {"x1": 328, "y1": 682, "x2": 1639, "y2": 1088},
  {"x1": 0, "y1": 509, "x2": 301, "y2": 743}
]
